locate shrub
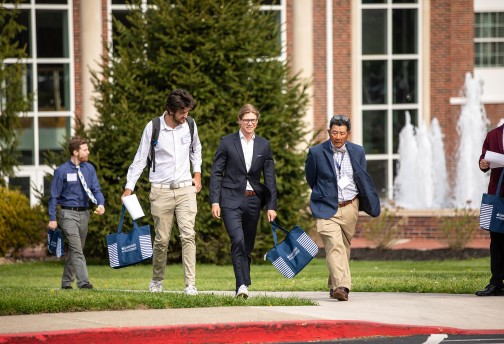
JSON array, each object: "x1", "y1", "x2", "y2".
[
  {"x1": 84, "y1": 0, "x2": 311, "y2": 263},
  {"x1": 0, "y1": 187, "x2": 46, "y2": 256},
  {"x1": 439, "y1": 208, "x2": 478, "y2": 251},
  {"x1": 362, "y1": 206, "x2": 407, "y2": 250}
]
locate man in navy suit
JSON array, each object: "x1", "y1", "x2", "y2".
[
  {"x1": 305, "y1": 115, "x2": 380, "y2": 301},
  {"x1": 477, "y1": 124, "x2": 504, "y2": 296},
  {"x1": 210, "y1": 104, "x2": 278, "y2": 298}
]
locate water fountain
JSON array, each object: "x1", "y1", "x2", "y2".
[
  {"x1": 394, "y1": 112, "x2": 419, "y2": 208},
  {"x1": 454, "y1": 72, "x2": 489, "y2": 208},
  {"x1": 394, "y1": 112, "x2": 448, "y2": 209},
  {"x1": 394, "y1": 72, "x2": 489, "y2": 209},
  {"x1": 430, "y1": 118, "x2": 449, "y2": 208}
]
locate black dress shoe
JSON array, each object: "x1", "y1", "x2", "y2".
[
  {"x1": 475, "y1": 284, "x2": 504, "y2": 296},
  {"x1": 79, "y1": 283, "x2": 94, "y2": 289},
  {"x1": 61, "y1": 286, "x2": 72, "y2": 290}
]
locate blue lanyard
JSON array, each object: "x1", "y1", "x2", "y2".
[{"x1": 335, "y1": 152, "x2": 345, "y2": 173}]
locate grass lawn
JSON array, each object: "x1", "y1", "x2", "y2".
[{"x1": 0, "y1": 257, "x2": 491, "y2": 315}]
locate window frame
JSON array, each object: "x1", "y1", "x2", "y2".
[
  {"x1": 474, "y1": 12, "x2": 504, "y2": 68},
  {"x1": 3, "y1": 1, "x2": 74, "y2": 205},
  {"x1": 358, "y1": 0, "x2": 422, "y2": 201}
]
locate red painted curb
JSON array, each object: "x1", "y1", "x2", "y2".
[{"x1": 1, "y1": 320, "x2": 504, "y2": 344}]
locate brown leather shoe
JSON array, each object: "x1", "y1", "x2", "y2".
[{"x1": 332, "y1": 287, "x2": 349, "y2": 301}]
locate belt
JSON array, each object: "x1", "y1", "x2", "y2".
[
  {"x1": 61, "y1": 206, "x2": 89, "y2": 212},
  {"x1": 244, "y1": 190, "x2": 257, "y2": 196},
  {"x1": 338, "y1": 196, "x2": 357, "y2": 208},
  {"x1": 151, "y1": 181, "x2": 193, "y2": 189}
]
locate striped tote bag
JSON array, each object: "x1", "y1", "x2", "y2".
[
  {"x1": 106, "y1": 206, "x2": 153, "y2": 269},
  {"x1": 264, "y1": 221, "x2": 319, "y2": 279}
]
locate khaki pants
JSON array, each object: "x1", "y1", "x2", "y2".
[
  {"x1": 316, "y1": 199, "x2": 359, "y2": 290},
  {"x1": 149, "y1": 185, "x2": 197, "y2": 286}
]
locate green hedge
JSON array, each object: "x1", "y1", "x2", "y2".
[{"x1": 0, "y1": 187, "x2": 46, "y2": 256}]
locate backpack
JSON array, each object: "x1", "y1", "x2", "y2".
[{"x1": 147, "y1": 116, "x2": 195, "y2": 172}]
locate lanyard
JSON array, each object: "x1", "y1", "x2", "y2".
[{"x1": 335, "y1": 152, "x2": 345, "y2": 173}]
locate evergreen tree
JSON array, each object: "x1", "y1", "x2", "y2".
[
  {"x1": 88, "y1": 0, "x2": 310, "y2": 263},
  {"x1": 0, "y1": 1, "x2": 32, "y2": 186}
]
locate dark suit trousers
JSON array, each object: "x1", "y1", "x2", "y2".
[
  {"x1": 490, "y1": 231, "x2": 504, "y2": 286},
  {"x1": 222, "y1": 195, "x2": 261, "y2": 292}
]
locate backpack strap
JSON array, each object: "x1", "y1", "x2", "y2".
[
  {"x1": 187, "y1": 116, "x2": 195, "y2": 153},
  {"x1": 148, "y1": 116, "x2": 195, "y2": 172},
  {"x1": 147, "y1": 117, "x2": 161, "y2": 172}
]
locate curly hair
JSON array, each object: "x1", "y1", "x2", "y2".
[{"x1": 165, "y1": 89, "x2": 196, "y2": 114}]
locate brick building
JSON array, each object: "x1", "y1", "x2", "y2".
[{"x1": 3, "y1": 0, "x2": 504, "y2": 241}]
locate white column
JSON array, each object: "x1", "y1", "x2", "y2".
[
  {"x1": 326, "y1": 0, "x2": 333, "y2": 121},
  {"x1": 293, "y1": 0, "x2": 314, "y2": 134},
  {"x1": 80, "y1": 0, "x2": 102, "y2": 127},
  {"x1": 351, "y1": 0, "x2": 361, "y2": 144}
]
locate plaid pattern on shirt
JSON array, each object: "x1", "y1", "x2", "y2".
[{"x1": 332, "y1": 144, "x2": 358, "y2": 202}]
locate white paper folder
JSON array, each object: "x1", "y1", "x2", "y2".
[
  {"x1": 122, "y1": 194, "x2": 145, "y2": 220},
  {"x1": 484, "y1": 150, "x2": 504, "y2": 169}
]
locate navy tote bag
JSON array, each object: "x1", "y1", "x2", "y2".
[
  {"x1": 106, "y1": 206, "x2": 153, "y2": 269},
  {"x1": 47, "y1": 228, "x2": 64, "y2": 258},
  {"x1": 480, "y1": 168, "x2": 504, "y2": 233},
  {"x1": 264, "y1": 221, "x2": 318, "y2": 278}
]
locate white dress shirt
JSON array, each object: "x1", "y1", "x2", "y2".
[
  {"x1": 239, "y1": 130, "x2": 255, "y2": 191},
  {"x1": 125, "y1": 114, "x2": 202, "y2": 191},
  {"x1": 331, "y1": 143, "x2": 358, "y2": 202}
]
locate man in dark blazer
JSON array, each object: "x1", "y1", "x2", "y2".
[
  {"x1": 305, "y1": 115, "x2": 380, "y2": 302},
  {"x1": 210, "y1": 104, "x2": 277, "y2": 298},
  {"x1": 477, "y1": 124, "x2": 504, "y2": 296}
]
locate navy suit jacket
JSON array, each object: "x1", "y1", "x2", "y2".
[
  {"x1": 210, "y1": 132, "x2": 277, "y2": 210},
  {"x1": 305, "y1": 140, "x2": 380, "y2": 219},
  {"x1": 480, "y1": 124, "x2": 504, "y2": 196}
]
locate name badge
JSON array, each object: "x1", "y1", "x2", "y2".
[
  {"x1": 181, "y1": 135, "x2": 191, "y2": 144},
  {"x1": 338, "y1": 176, "x2": 350, "y2": 189},
  {"x1": 67, "y1": 173, "x2": 78, "y2": 182}
]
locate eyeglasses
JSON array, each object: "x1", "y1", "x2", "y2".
[
  {"x1": 241, "y1": 119, "x2": 258, "y2": 124},
  {"x1": 333, "y1": 114, "x2": 349, "y2": 123}
]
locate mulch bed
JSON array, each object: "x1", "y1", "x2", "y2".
[{"x1": 349, "y1": 248, "x2": 490, "y2": 261}]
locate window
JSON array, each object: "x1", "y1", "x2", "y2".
[
  {"x1": 3, "y1": 1, "x2": 73, "y2": 203},
  {"x1": 109, "y1": 0, "x2": 286, "y2": 60},
  {"x1": 360, "y1": 0, "x2": 420, "y2": 200},
  {"x1": 260, "y1": 0, "x2": 285, "y2": 61},
  {"x1": 475, "y1": 12, "x2": 504, "y2": 67}
]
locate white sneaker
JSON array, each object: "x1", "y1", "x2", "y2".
[
  {"x1": 149, "y1": 280, "x2": 163, "y2": 293},
  {"x1": 184, "y1": 285, "x2": 198, "y2": 295},
  {"x1": 236, "y1": 284, "x2": 249, "y2": 299}
]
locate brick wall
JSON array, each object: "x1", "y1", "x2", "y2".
[
  {"x1": 431, "y1": 0, "x2": 474, "y2": 190},
  {"x1": 311, "y1": 0, "x2": 352, "y2": 142},
  {"x1": 485, "y1": 103, "x2": 504, "y2": 127},
  {"x1": 313, "y1": 0, "x2": 328, "y2": 142},
  {"x1": 333, "y1": 0, "x2": 352, "y2": 118},
  {"x1": 355, "y1": 213, "x2": 490, "y2": 241}
]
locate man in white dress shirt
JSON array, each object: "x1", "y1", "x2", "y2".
[
  {"x1": 209, "y1": 104, "x2": 277, "y2": 298},
  {"x1": 122, "y1": 89, "x2": 202, "y2": 295}
]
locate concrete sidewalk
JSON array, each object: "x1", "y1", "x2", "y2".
[{"x1": 1, "y1": 291, "x2": 503, "y2": 343}]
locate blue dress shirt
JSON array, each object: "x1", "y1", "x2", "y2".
[{"x1": 48, "y1": 160, "x2": 105, "y2": 221}]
